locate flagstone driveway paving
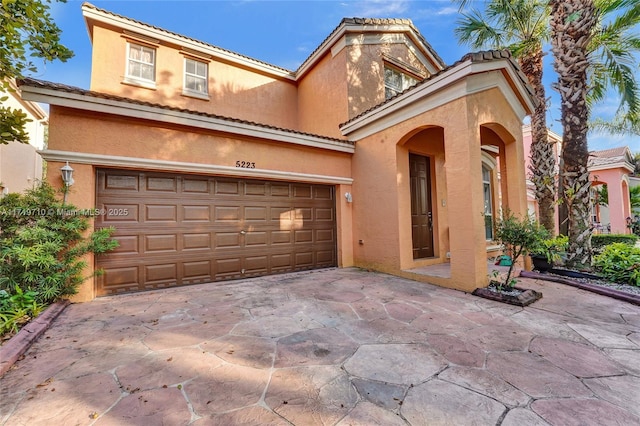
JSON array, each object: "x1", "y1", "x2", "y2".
[{"x1": 1, "y1": 267, "x2": 639, "y2": 425}]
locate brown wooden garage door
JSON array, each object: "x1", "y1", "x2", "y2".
[{"x1": 95, "y1": 169, "x2": 337, "y2": 295}]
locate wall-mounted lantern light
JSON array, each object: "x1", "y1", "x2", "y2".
[
  {"x1": 61, "y1": 162, "x2": 74, "y2": 187},
  {"x1": 61, "y1": 162, "x2": 74, "y2": 205},
  {"x1": 345, "y1": 192, "x2": 353, "y2": 203}
]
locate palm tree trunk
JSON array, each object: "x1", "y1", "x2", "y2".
[
  {"x1": 519, "y1": 48, "x2": 556, "y2": 233},
  {"x1": 550, "y1": 0, "x2": 597, "y2": 269}
]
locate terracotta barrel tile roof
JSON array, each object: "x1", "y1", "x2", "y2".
[{"x1": 17, "y1": 77, "x2": 352, "y2": 145}]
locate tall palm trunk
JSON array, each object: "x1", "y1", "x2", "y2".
[
  {"x1": 519, "y1": 48, "x2": 555, "y2": 232},
  {"x1": 550, "y1": 0, "x2": 597, "y2": 268}
]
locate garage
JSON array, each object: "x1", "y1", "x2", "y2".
[{"x1": 95, "y1": 169, "x2": 337, "y2": 295}]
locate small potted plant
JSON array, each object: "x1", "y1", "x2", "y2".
[
  {"x1": 530, "y1": 235, "x2": 568, "y2": 272},
  {"x1": 473, "y1": 210, "x2": 547, "y2": 306}
]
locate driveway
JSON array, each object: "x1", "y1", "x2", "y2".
[{"x1": 1, "y1": 268, "x2": 639, "y2": 425}]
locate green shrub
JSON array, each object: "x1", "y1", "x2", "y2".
[
  {"x1": 0, "y1": 183, "x2": 118, "y2": 305},
  {"x1": 594, "y1": 243, "x2": 640, "y2": 286},
  {"x1": 0, "y1": 286, "x2": 45, "y2": 336},
  {"x1": 493, "y1": 211, "x2": 549, "y2": 291},
  {"x1": 592, "y1": 234, "x2": 639, "y2": 257}
]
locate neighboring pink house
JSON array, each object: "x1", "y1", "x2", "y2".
[{"x1": 523, "y1": 125, "x2": 635, "y2": 235}]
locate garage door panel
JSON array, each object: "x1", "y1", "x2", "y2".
[
  {"x1": 105, "y1": 174, "x2": 139, "y2": 191},
  {"x1": 96, "y1": 169, "x2": 337, "y2": 295},
  {"x1": 295, "y1": 252, "x2": 314, "y2": 268},
  {"x1": 99, "y1": 266, "x2": 140, "y2": 293},
  {"x1": 245, "y1": 206, "x2": 267, "y2": 221},
  {"x1": 145, "y1": 263, "x2": 177, "y2": 283},
  {"x1": 101, "y1": 204, "x2": 139, "y2": 223},
  {"x1": 144, "y1": 234, "x2": 178, "y2": 253},
  {"x1": 146, "y1": 205, "x2": 177, "y2": 222},
  {"x1": 216, "y1": 180, "x2": 241, "y2": 195},
  {"x1": 315, "y1": 208, "x2": 334, "y2": 221},
  {"x1": 270, "y1": 184, "x2": 290, "y2": 197},
  {"x1": 317, "y1": 229, "x2": 335, "y2": 243},
  {"x1": 216, "y1": 232, "x2": 241, "y2": 248},
  {"x1": 293, "y1": 185, "x2": 312, "y2": 198},
  {"x1": 108, "y1": 235, "x2": 139, "y2": 255},
  {"x1": 245, "y1": 182, "x2": 267, "y2": 196},
  {"x1": 146, "y1": 176, "x2": 178, "y2": 192},
  {"x1": 245, "y1": 232, "x2": 268, "y2": 246},
  {"x1": 183, "y1": 205, "x2": 210, "y2": 221},
  {"x1": 182, "y1": 260, "x2": 211, "y2": 280},
  {"x1": 215, "y1": 206, "x2": 240, "y2": 221},
  {"x1": 183, "y1": 178, "x2": 209, "y2": 193},
  {"x1": 314, "y1": 186, "x2": 333, "y2": 200},
  {"x1": 183, "y1": 233, "x2": 211, "y2": 250}
]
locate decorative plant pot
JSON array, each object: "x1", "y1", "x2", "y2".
[
  {"x1": 530, "y1": 254, "x2": 553, "y2": 272},
  {"x1": 472, "y1": 286, "x2": 543, "y2": 307}
]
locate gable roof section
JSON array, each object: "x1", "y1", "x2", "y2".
[
  {"x1": 339, "y1": 49, "x2": 537, "y2": 140},
  {"x1": 82, "y1": 3, "x2": 444, "y2": 82},
  {"x1": 589, "y1": 146, "x2": 634, "y2": 172},
  {"x1": 296, "y1": 17, "x2": 446, "y2": 77},
  {"x1": 17, "y1": 78, "x2": 354, "y2": 154}
]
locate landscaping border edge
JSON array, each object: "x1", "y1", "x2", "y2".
[
  {"x1": 520, "y1": 270, "x2": 640, "y2": 306},
  {"x1": 0, "y1": 299, "x2": 70, "y2": 377}
]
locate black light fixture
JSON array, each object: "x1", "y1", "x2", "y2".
[{"x1": 626, "y1": 216, "x2": 633, "y2": 228}]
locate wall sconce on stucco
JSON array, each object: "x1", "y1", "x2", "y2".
[{"x1": 345, "y1": 192, "x2": 353, "y2": 203}]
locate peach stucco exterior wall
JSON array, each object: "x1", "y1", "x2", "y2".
[
  {"x1": 48, "y1": 108, "x2": 351, "y2": 178},
  {"x1": 297, "y1": 51, "x2": 349, "y2": 139},
  {"x1": 351, "y1": 88, "x2": 527, "y2": 292},
  {"x1": 45, "y1": 106, "x2": 354, "y2": 301},
  {"x1": 46, "y1": 160, "x2": 98, "y2": 302},
  {"x1": 593, "y1": 168, "x2": 632, "y2": 233},
  {"x1": 346, "y1": 41, "x2": 428, "y2": 120},
  {"x1": 90, "y1": 25, "x2": 299, "y2": 130}
]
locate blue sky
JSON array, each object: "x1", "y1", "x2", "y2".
[{"x1": 35, "y1": 0, "x2": 639, "y2": 153}]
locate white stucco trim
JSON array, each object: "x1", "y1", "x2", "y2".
[
  {"x1": 40, "y1": 150, "x2": 354, "y2": 185},
  {"x1": 340, "y1": 59, "x2": 535, "y2": 140},
  {"x1": 589, "y1": 163, "x2": 635, "y2": 173},
  {"x1": 20, "y1": 85, "x2": 355, "y2": 154}
]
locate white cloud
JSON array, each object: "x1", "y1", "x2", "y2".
[
  {"x1": 345, "y1": 0, "x2": 411, "y2": 17},
  {"x1": 436, "y1": 6, "x2": 458, "y2": 15}
]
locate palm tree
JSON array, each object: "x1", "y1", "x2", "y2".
[
  {"x1": 454, "y1": 0, "x2": 557, "y2": 233},
  {"x1": 588, "y1": 0, "x2": 640, "y2": 136},
  {"x1": 549, "y1": 0, "x2": 597, "y2": 268}
]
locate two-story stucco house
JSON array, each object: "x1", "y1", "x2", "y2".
[{"x1": 18, "y1": 3, "x2": 536, "y2": 301}]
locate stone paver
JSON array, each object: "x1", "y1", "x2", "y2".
[{"x1": 1, "y1": 268, "x2": 639, "y2": 425}]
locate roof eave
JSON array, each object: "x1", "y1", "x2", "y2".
[
  {"x1": 81, "y1": 3, "x2": 296, "y2": 81},
  {"x1": 339, "y1": 58, "x2": 535, "y2": 139},
  {"x1": 19, "y1": 82, "x2": 354, "y2": 154}
]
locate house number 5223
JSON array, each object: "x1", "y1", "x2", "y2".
[{"x1": 235, "y1": 161, "x2": 256, "y2": 169}]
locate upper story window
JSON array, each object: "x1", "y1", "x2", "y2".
[
  {"x1": 183, "y1": 58, "x2": 208, "y2": 98},
  {"x1": 384, "y1": 66, "x2": 418, "y2": 100},
  {"x1": 126, "y1": 43, "x2": 156, "y2": 87}
]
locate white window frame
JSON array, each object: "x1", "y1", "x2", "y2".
[
  {"x1": 183, "y1": 57, "x2": 209, "y2": 99},
  {"x1": 482, "y1": 164, "x2": 494, "y2": 241},
  {"x1": 384, "y1": 65, "x2": 418, "y2": 100},
  {"x1": 124, "y1": 42, "x2": 156, "y2": 89}
]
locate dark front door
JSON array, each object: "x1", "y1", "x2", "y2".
[{"x1": 410, "y1": 154, "x2": 434, "y2": 258}]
